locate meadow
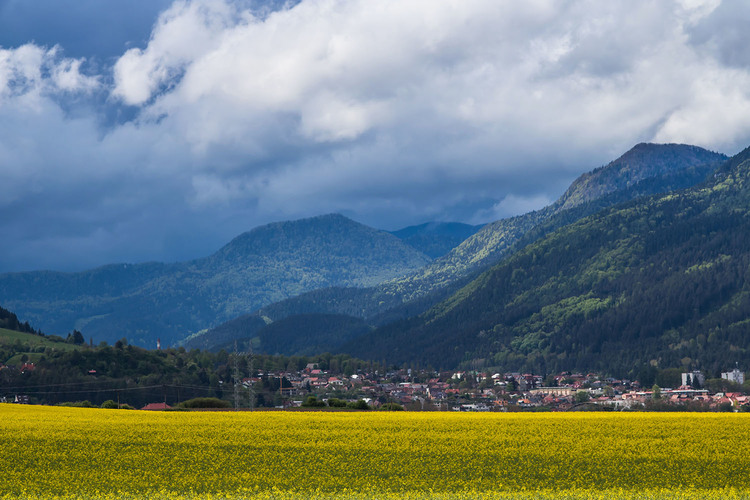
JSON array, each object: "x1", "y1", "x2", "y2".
[{"x1": 1, "y1": 404, "x2": 749, "y2": 499}]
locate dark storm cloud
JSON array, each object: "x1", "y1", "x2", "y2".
[{"x1": 1, "y1": 0, "x2": 750, "y2": 272}]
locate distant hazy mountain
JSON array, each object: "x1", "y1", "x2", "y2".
[
  {"x1": 344, "y1": 146, "x2": 750, "y2": 375},
  {"x1": 190, "y1": 143, "x2": 727, "y2": 353},
  {"x1": 0, "y1": 214, "x2": 430, "y2": 347},
  {"x1": 390, "y1": 222, "x2": 483, "y2": 259}
]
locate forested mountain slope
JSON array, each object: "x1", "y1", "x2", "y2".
[
  {"x1": 0, "y1": 214, "x2": 430, "y2": 347},
  {"x1": 343, "y1": 147, "x2": 750, "y2": 377},
  {"x1": 189, "y1": 144, "x2": 726, "y2": 352}
]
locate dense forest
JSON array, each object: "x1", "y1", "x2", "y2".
[{"x1": 343, "y1": 147, "x2": 750, "y2": 378}]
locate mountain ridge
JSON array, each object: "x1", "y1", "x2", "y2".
[
  {"x1": 188, "y1": 143, "x2": 727, "y2": 353},
  {"x1": 341, "y1": 146, "x2": 750, "y2": 376},
  {"x1": 0, "y1": 214, "x2": 431, "y2": 347}
]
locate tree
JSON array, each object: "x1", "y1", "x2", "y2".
[
  {"x1": 652, "y1": 385, "x2": 662, "y2": 400},
  {"x1": 301, "y1": 396, "x2": 326, "y2": 408},
  {"x1": 347, "y1": 400, "x2": 370, "y2": 410},
  {"x1": 178, "y1": 397, "x2": 230, "y2": 409},
  {"x1": 655, "y1": 368, "x2": 681, "y2": 389},
  {"x1": 69, "y1": 330, "x2": 85, "y2": 345},
  {"x1": 574, "y1": 391, "x2": 590, "y2": 404},
  {"x1": 378, "y1": 403, "x2": 404, "y2": 411}
]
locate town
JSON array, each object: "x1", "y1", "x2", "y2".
[
  {"x1": 237, "y1": 364, "x2": 750, "y2": 412},
  {"x1": 3, "y1": 344, "x2": 747, "y2": 412}
]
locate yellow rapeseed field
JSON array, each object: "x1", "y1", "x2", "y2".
[{"x1": 1, "y1": 404, "x2": 749, "y2": 499}]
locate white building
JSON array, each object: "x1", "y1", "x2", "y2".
[
  {"x1": 681, "y1": 371, "x2": 705, "y2": 387},
  {"x1": 721, "y1": 368, "x2": 745, "y2": 385}
]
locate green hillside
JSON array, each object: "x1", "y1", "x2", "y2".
[
  {"x1": 0, "y1": 307, "x2": 78, "y2": 364},
  {"x1": 0, "y1": 327, "x2": 77, "y2": 352},
  {"x1": 382, "y1": 143, "x2": 726, "y2": 304},
  {"x1": 0, "y1": 214, "x2": 430, "y2": 348},
  {"x1": 189, "y1": 143, "x2": 726, "y2": 352},
  {"x1": 343, "y1": 147, "x2": 750, "y2": 377}
]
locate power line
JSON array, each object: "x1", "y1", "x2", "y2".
[
  {"x1": 0, "y1": 380, "x2": 127, "y2": 391},
  {"x1": 1, "y1": 382, "x2": 219, "y2": 395},
  {"x1": 8, "y1": 384, "x2": 166, "y2": 396}
]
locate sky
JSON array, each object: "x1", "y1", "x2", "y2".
[{"x1": 2, "y1": 0, "x2": 750, "y2": 272}]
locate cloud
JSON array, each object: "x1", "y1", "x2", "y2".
[
  {"x1": 113, "y1": 0, "x2": 238, "y2": 105},
  {"x1": 2, "y1": 0, "x2": 750, "y2": 272},
  {"x1": 0, "y1": 44, "x2": 98, "y2": 98},
  {"x1": 471, "y1": 194, "x2": 555, "y2": 225}
]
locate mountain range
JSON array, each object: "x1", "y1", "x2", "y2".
[
  {"x1": 2, "y1": 141, "x2": 741, "y2": 379},
  {"x1": 0, "y1": 215, "x2": 432, "y2": 346},
  {"x1": 186, "y1": 143, "x2": 728, "y2": 355},
  {"x1": 344, "y1": 146, "x2": 750, "y2": 377}
]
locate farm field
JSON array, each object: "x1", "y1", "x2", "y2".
[{"x1": 1, "y1": 405, "x2": 749, "y2": 499}]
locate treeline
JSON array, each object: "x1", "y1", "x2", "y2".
[
  {"x1": 0, "y1": 339, "x2": 372, "y2": 408},
  {"x1": 0, "y1": 305, "x2": 40, "y2": 335}
]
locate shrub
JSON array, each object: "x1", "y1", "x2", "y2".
[
  {"x1": 301, "y1": 396, "x2": 326, "y2": 408},
  {"x1": 347, "y1": 400, "x2": 370, "y2": 410},
  {"x1": 177, "y1": 397, "x2": 231, "y2": 409},
  {"x1": 378, "y1": 403, "x2": 404, "y2": 411},
  {"x1": 58, "y1": 400, "x2": 95, "y2": 408}
]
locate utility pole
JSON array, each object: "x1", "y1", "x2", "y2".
[
  {"x1": 247, "y1": 338, "x2": 255, "y2": 411},
  {"x1": 233, "y1": 340, "x2": 241, "y2": 411}
]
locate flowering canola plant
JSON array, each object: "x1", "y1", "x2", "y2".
[{"x1": 1, "y1": 404, "x2": 749, "y2": 499}]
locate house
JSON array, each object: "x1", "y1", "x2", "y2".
[
  {"x1": 142, "y1": 402, "x2": 171, "y2": 411},
  {"x1": 457, "y1": 403, "x2": 490, "y2": 412},
  {"x1": 529, "y1": 387, "x2": 574, "y2": 397}
]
